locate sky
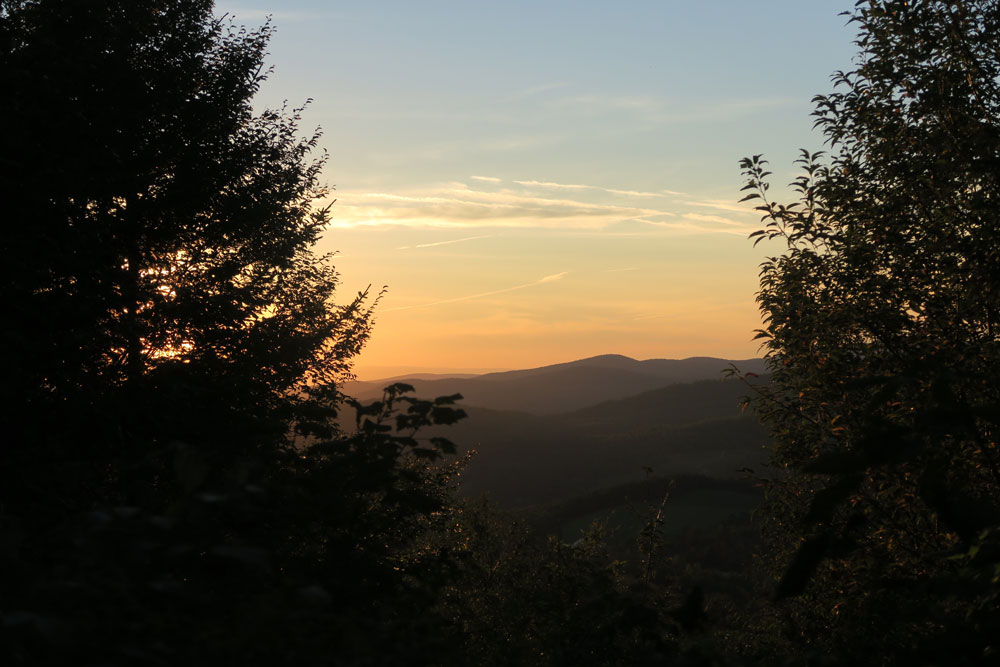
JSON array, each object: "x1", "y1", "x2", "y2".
[{"x1": 217, "y1": 1, "x2": 858, "y2": 379}]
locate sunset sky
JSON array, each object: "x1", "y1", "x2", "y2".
[{"x1": 217, "y1": 1, "x2": 857, "y2": 379}]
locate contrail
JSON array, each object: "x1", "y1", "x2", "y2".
[
  {"x1": 411, "y1": 234, "x2": 493, "y2": 249},
  {"x1": 382, "y1": 272, "x2": 568, "y2": 312}
]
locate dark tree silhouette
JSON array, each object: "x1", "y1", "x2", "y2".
[
  {"x1": 0, "y1": 0, "x2": 373, "y2": 463},
  {"x1": 0, "y1": 4, "x2": 705, "y2": 665},
  {"x1": 0, "y1": 3, "x2": 476, "y2": 664},
  {"x1": 742, "y1": 1, "x2": 1000, "y2": 662}
]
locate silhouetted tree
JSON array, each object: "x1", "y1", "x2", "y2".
[
  {"x1": 0, "y1": 3, "x2": 479, "y2": 664},
  {"x1": 742, "y1": 1, "x2": 1000, "y2": 662},
  {"x1": 0, "y1": 0, "x2": 371, "y2": 466}
]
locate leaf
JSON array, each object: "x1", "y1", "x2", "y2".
[
  {"x1": 383, "y1": 382, "x2": 415, "y2": 396},
  {"x1": 430, "y1": 406, "x2": 467, "y2": 426},
  {"x1": 430, "y1": 436, "x2": 457, "y2": 455}
]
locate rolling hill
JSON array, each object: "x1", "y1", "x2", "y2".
[
  {"x1": 416, "y1": 374, "x2": 771, "y2": 507},
  {"x1": 343, "y1": 354, "x2": 767, "y2": 415}
]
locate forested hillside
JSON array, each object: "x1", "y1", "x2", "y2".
[
  {"x1": 344, "y1": 354, "x2": 767, "y2": 414},
  {"x1": 428, "y1": 376, "x2": 770, "y2": 506}
]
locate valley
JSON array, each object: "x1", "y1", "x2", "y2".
[{"x1": 344, "y1": 354, "x2": 771, "y2": 545}]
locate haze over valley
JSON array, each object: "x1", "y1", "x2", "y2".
[{"x1": 341, "y1": 354, "x2": 770, "y2": 541}]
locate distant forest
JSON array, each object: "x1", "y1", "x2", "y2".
[{"x1": 2, "y1": 1, "x2": 999, "y2": 665}]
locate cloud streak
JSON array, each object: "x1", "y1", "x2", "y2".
[
  {"x1": 329, "y1": 185, "x2": 675, "y2": 230},
  {"x1": 325, "y1": 180, "x2": 757, "y2": 237},
  {"x1": 681, "y1": 212, "x2": 746, "y2": 228},
  {"x1": 382, "y1": 272, "x2": 569, "y2": 312},
  {"x1": 396, "y1": 234, "x2": 494, "y2": 250},
  {"x1": 514, "y1": 179, "x2": 668, "y2": 198},
  {"x1": 517, "y1": 82, "x2": 570, "y2": 97}
]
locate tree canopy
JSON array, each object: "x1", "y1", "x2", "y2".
[
  {"x1": 742, "y1": 0, "x2": 1000, "y2": 662},
  {"x1": 0, "y1": 2, "x2": 464, "y2": 663},
  {"x1": 1, "y1": 0, "x2": 374, "y2": 458}
]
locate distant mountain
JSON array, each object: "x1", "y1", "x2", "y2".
[
  {"x1": 342, "y1": 355, "x2": 767, "y2": 415},
  {"x1": 360, "y1": 372, "x2": 481, "y2": 382},
  {"x1": 416, "y1": 375, "x2": 771, "y2": 508},
  {"x1": 472, "y1": 354, "x2": 758, "y2": 383}
]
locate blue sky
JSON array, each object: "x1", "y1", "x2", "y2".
[{"x1": 217, "y1": 1, "x2": 858, "y2": 378}]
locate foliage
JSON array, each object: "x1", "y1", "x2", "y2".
[
  {"x1": 430, "y1": 500, "x2": 681, "y2": 667},
  {"x1": 0, "y1": 0, "x2": 373, "y2": 464},
  {"x1": 0, "y1": 385, "x2": 469, "y2": 666},
  {"x1": 25, "y1": 0, "x2": 1000, "y2": 663},
  {"x1": 742, "y1": 0, "x2": 1000, "y2": 662},
  {"x1": 0, "y1": 2, "x2": 467, "y2": 664}
]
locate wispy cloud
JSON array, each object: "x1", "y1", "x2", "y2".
[
  {"x1": 328, "y1": 185, "x2": 675, "y2": 229},
  {"x1": 605, "y1": 188, "x2": 665, "y2": 198},
  {"x1": 517, "y1": 82, "x2": 570, "y2": 97},
  {"x1": 514, "y1": 179, "x2": 667, "y2": 199},
  {"x1": 681, "y1": 212, "x2": 746, "y2": 227},
  {"x1": 326, "y1": 180, "x2": 756, "y2": 237},
  {"x1": 382, "y1": 272, "x2": 569, "y2": 312},
  {"x1": 470, "y1": 175, "x2": 502, "y2": 183},
  {"x1": 514, "y1": 180, "x2": 589, "y2": 191},
  {"x1": 396, "y1": 234, "x2": 493, "y2": 250}
]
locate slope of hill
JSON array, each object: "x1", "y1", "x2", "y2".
[
  {"x1": 473, "y1": 354, "x2": 757, "y2": 383},
  {"x1": 417, "y1": 376, "x2": 770, "y2": 507},
  {"x1": 567, "y1": 376, "x2": 762, "y2": 434},
  {"x1": 526, "y1": 474, "x2": 760, "y2": 550},
  {"x1": 343, "y1": 355, "x2": 767, "y2": 415},
  {"x1": 362, "y1": 372, "x2": 481, "y2": 382}
]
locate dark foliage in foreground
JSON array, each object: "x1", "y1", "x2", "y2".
[
  {"x1": 0, "y1": 0, "x2": 453, "y2": 663},
  {"x1": 0, "y1": 2, "x2": 708, "y2": 665},
  {"x1": 5, "y1": 0, "x2": 1000, "y2": 664},
  {"x1": 741, "y1": 0, "x2": 1000, "y2": 663}
]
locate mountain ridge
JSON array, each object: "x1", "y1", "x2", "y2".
[
  {"x1": 343, "y1": 354, "x2": 767, "y2": 415},
  {"x1": 415, "y1": 376, "x2": 771, "y2": 507}
]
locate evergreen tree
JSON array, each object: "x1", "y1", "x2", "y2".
[{"x1": 0, "y1": 0, "x2": 371, "y2": 462}]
